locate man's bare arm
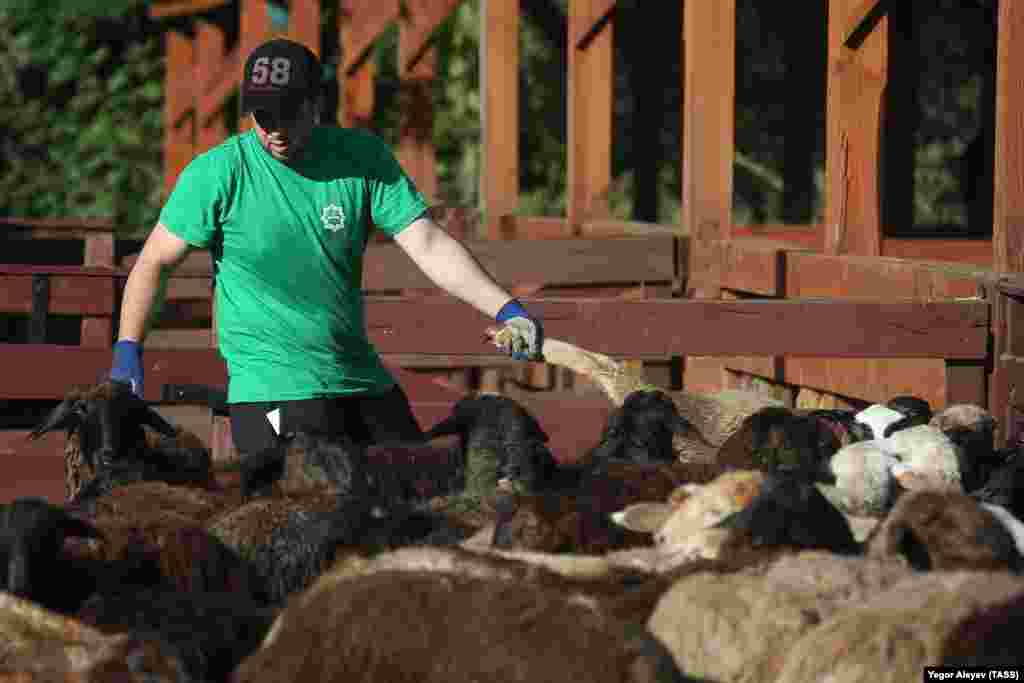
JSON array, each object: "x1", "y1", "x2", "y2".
[
  {"x1": 118, "y1": 222, "x2": 193, "y2": 342},
  {"x1": 392, "y1": 216, "x2": 514, "y2": 317}
]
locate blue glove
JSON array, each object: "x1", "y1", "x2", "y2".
[
  {"x1": 495, "y1": 299, "x2": 544, "y2": 361},
  {"x1": 110, "y1": 340, "x2": 144, "y2": 397}
]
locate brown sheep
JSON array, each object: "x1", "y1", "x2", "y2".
[
  {"x1": 865, "y1": 489, "x2": 1024, "y2": 572},
  {"x1": 233, "y1": 569, "x2": 698, "y2": 683}
]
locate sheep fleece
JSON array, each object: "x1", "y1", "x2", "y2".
[{"x1": 234, "y1": 570, "x2": 683, "y2": 683}]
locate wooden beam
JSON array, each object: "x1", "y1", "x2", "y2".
[
  {"x1": 358, "y1": 297, "x2": 991, "y2": 359},
  {"x1": 195, "y1": 21, "x2": 228, "y2": 152},
  {"x1": 0, "y1": 346, "x2": 227, "y2": 403},
  {"x1": 567, "y1": 0, "x2": 614, "y2": 231},
  {"x1": 825, "y1": 0, "x2": 888, "y2": 257},
  {"x1": 993, "y1": 0, "x2": 1024, "y2": 273},
  {"x1": 339, "y1": 0, "x2": 401, "y2": 73},
  {"x1": 481, "y1": 0, "x2": 520, "y2": 239},
  {"x1": 401, "y1": 0, "x2": 462, "y2": 72},
  {"x1": 0, "y1": 274, "x2": 115, "y2": 316},
  {"x1": 843, "y1": 0, "x2": 888, "y2": 49},
  {"x1": 362, "y1": 237, "x2": 676, "y2": 291},
  {"x1": 197, "y1": 47, "x2": 240, "y2": 128},
  {"x1": 149, "y1": 0, "x2": 230, "y2": 18},
  {"x1": 683, "y1": 0, "x2": 736, "y2": 297},
  {"x1": 882, "y1": 238, "x2": 993, "y2": 266},
  {"x1": 288, "y1": 0, "x2": 322, "y2": 56},
  {"x1": 574, "y1": 2, "x2": 615, "y2": 50},
  {"x1": 163, "y1": 29, "x2": 194, "y2": 197},
  {"x1": 397, "y1": 10, "x2": 440, "y2": 198},
  {"x1": 80, "y1": 233, "x2": 115, "y2": 348},
  {"x1": 237, "y1": 0, "x2": 273, "y2": 133}
]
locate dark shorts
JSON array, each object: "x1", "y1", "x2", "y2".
[{"x1": 229, "y1": 384, "x2": 425, "y2": 457}]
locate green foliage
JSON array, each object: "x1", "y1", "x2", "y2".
[{"x1": 0, "y1": 2, "x2": 163, "y2": 230}]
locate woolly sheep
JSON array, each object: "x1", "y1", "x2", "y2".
[
  {"x1": 27, "y1": 380, "x2": 212, "y2": 504},
  {"x1": 234, "y1": 569, "x2": 696, "y2": 683}
]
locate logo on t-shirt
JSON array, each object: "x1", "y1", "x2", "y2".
[{"x1": 321, "y1": 203, "x2": 346, "y2": 233}]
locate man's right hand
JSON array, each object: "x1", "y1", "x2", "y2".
[{"x1": 110, "y1": 340, "x2": 144, "y2": 397}]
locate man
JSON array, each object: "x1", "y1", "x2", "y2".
[{"x1": 111, "y1": 38, "x2": 542, "y2": 472}]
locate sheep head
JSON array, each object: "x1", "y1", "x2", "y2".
[
  {"x1": 425, "y1": 394, "x2": 557, "y2": 495},
  {"x1": 28, "y1": 381, "x2": 177, "y2": 467},
  {"x1": 587, "y1": 390, "x2": 711, "y2": 465}
]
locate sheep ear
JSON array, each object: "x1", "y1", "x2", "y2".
[
  {"x1": 27, "y1": 398, "x2": 81, "y2": 440},
  {"x1": 611, "y1": 502, "x2": 673, "y2": 533}
]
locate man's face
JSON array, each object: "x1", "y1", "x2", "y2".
[{"x1": 251, "y1": 98, "x2": 316, "y2": 163}]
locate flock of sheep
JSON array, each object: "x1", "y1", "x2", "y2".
[{"x1": 1, "y1": 334, "x2": 1022, "y2": 682}]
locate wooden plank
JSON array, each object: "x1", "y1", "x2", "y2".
[
  {"x1": 781, "y1": 357, "x2": 948, "y2": 410},
  {"x1": 0, "y1": 217, "x2": 116, "y2": 233},
  {"x1": 0, "y1": 276, "x2": 114, "y2": 316},
  {"x1": 825, "y1": 58, "x2": 884, "y2": 256},
  {"x1": 993, "y1": 0, "x2": 1024, "y2": 274},
  {"x1": 163, "y1": 29, "x2": 194, "y2": 197},
  {"x1": 0, "y1": 431, "x2": 67, "y2": 504},
  {"x1": 843, "y1": 0, "x2": 888, "y2": 49},
  {"x1": 149, "y1": 0, "x2": 230, "y2": 18},
  {"x1": 0, "y1": 346, "x2": 227, "y2": 403},
  {"x1": 397, "y1": 36, "x2": 438, "y2": 197},
  {"x1": 197, "y1": 47, "x2": 241, "y2": 129},
  {"x1": 715, "y1": 239, "x2": 792, "y2": 296},
  {"x1": 573, "y1": 0, "x2": 615, "y2": 50},
  {"x1": 339, "y1": 0, "x2": 401, "y2": 73},
  {"x1": 826, "y1": 0, "x2": 887, "y2": 257},
  {"x1": 362, "y1": 237, "x2": 677, "y2": 291},
  {"x1": 288, "y1": 0, "x2": 322, "y2": 56},
  {"x1": 237, "y1": 0, "x2": 272, "y2": 133},
  {"x1": 882, "y1": 238, "x2": 993, "y2": 266},
  {"x1": 360, "y1": 297, "x2": 989, "y2": 359},
  {"x1": 81, "y1": 232, "x2": 115, "y2": 348},
  {"x1": 481, "y1": 0, "x2": 520, "y2": 240},
  {"x1": 402, "y1": 0, "x2": 462, "y2": 72},
  {"x1": 733, "y1": 225, "x2": 823, "y2": 250},
  {"x1": 195, "y1": 21, "x2": 229, "y2": 153},
  {"x1": 683, "y1": 0, "x2": 735, "y2": 296},
  {"x1": 945, "y1": 359, "x2": 989, "y2": 408},
  {"x1": 567, "y1": 0, "x2": 614, "y2": 230},
  {"x1": 786, "y1": 251, "x2": 991, "y2": 300},
  {"x1": 784, "y1": 248, "x2": 994, "y2": 413}
]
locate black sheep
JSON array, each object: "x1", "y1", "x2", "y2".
[
  {"x1": 27, "y1": 380, "x2": 212, "y2": 505},
  {"x1": 0, "y1": 498, "x2": 104, "y2": 611},
  {"x1": 424, "y1": 393, "x2": 558, "y2": 494},
  {"x1": 713, "y1": 473, "x2": 861, "y2": 556},
  {"x1": 588, "y1": 390, "x2": 712, "y2": 465}
]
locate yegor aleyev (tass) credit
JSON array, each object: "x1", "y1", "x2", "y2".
[{"x1": 924, "y1": 668, "x2": 1023, "y2": 681}]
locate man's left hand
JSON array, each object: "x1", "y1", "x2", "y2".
[{"x1": 494, "y1": 299, "x2": 544, "y2": 361}]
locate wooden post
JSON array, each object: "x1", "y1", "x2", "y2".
[
  {"x1": 481, "y1": 0, "x2": 519, "y2": 239},
  {"x1": 993, "y1": 0, "x2": 1024, "y2": 274},
  {"x1": 567, "y1": 0, "x2": 614, "y2": 233},
  {"x1": 163, "y1": 29, "x2": 194, "y2": 197},
  {"x1": 237, "y1": 0, "x2": 273, "y2": 133},
  {"x1": 397, "y1": 1, "x2": 460, "y2": 199},
  {"x1": 338, "y1": 1, "x2": 400, "y2": 128},
  {"x1": 81, "y1": 232, "x2": 115, "y2": 347},
  {"x1": 824, "y1": 0, "x2": 887, "y2": 257},
  {"x1": 682, "y1": 0, "x2": 735, "y2": 299},
  {"x1": 195, "y1": 20, "x2": 228, "y2": 154},
  {"x1": 288, "y1": 0, "x2": 321, "y2": 55}
]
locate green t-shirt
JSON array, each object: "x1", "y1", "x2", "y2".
[{"x1": 159, "y1": 127, "x2": 428, "y2": 403}]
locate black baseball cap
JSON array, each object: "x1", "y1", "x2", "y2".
[{"x1": 240, "y1": 38, "x2": 321, "y2": 115}]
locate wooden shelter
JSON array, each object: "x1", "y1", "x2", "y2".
[{"x1": 4, "y1": 1, "x2": 1024, "y2": 501}]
